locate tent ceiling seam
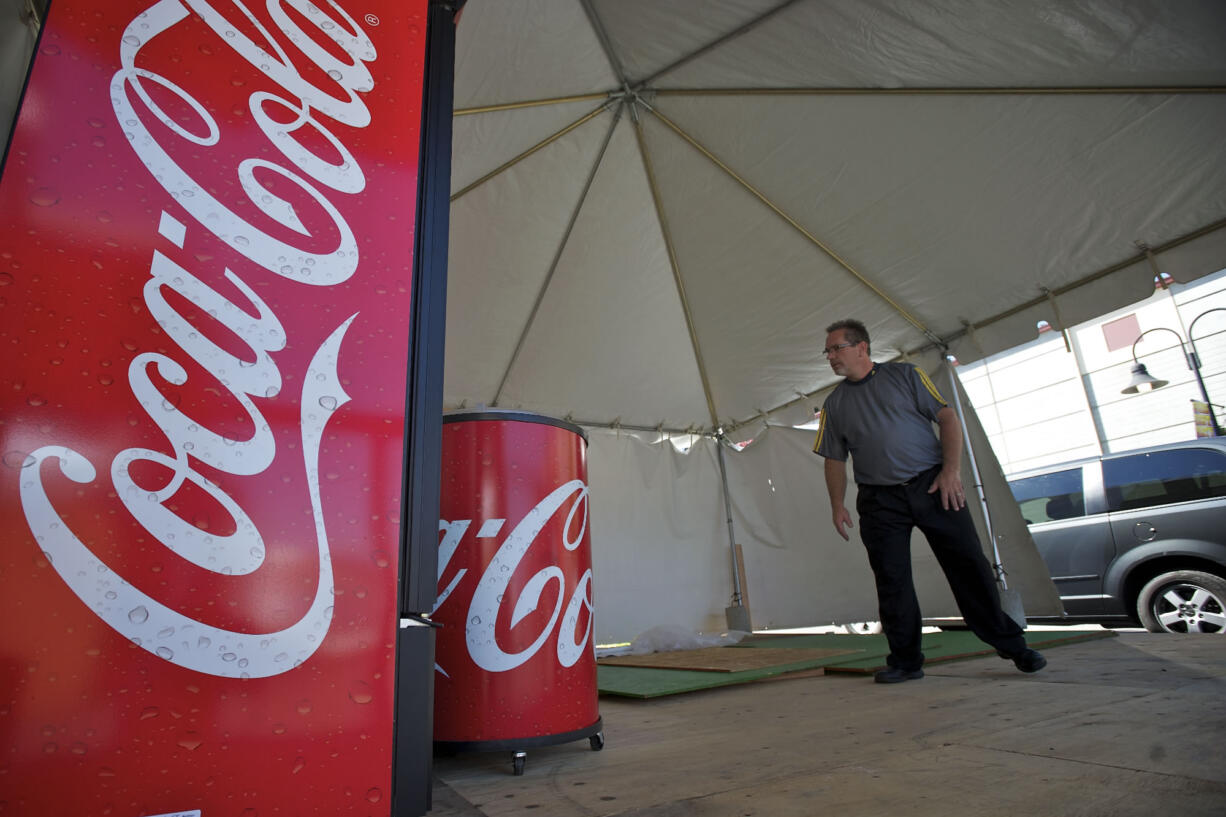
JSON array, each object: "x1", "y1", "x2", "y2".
[
  {"x1": 634, "y1": 0, "x2": 805, "y2": 89},
  {"x1": 491, "y1": 104, "x2": 626, "y2": 407},
  {"x1": 579, "y1": 0, "x2": 631, "y2": 91},
  {"x1": 632, "y1": 115, "x2": 722, "y2": 431},
  {"x1": 642, "y1": 101, "x2": 944, "y2": 348},
  {"x1": 450, "y1": 101, "x2": 614, "y2": 201}
]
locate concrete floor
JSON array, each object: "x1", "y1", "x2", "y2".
[{"x1": 428, "y1": 632, "x2": 1226, "y2": 816}]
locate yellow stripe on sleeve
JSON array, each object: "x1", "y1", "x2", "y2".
[
  {"x1": 813, "y1": 409, "x2": 828, "y2": 453},
  {"x1": 915, "y1": 365, "x2": 948, "y2": 405}
]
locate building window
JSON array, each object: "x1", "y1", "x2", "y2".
[{"x1": 1102, "y1": 313, "x2": 1141, "y2": 353}]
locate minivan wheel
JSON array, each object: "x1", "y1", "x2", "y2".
[{"x1": 1136, "y1": 571, "x2": 1226, "y2": 634}]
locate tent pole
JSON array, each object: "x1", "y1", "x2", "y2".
[
  {"x1": 715, "y1": 433, "x2": 751, "y2": 631},
  {"x1": 455, "y1": 92, "x2": 611, "y2": 116},
  {"x1": 490, "y1": 105, "x2": 625, "y2": 407},
  {"x1": 634, "y1": 102, "x2": 747, "y2": 624},
  {"x1": 912, "y1": 217, "x2": 1226, "y2": 356},
  {"x1": 945, "y1": 364, "x2": 1029, "y2": 628},
  {"x1": 655, "y1": 85, "x2": 1226, "y2": 98},
  {"x1": 450, "y1": 102, "x2": 614, "y2": 201},
  {"x1": 635, "y1": 0, "x2": 805, "y2": 88},
  {"x1": 578, "y1": 0, "x2": 630, "y2": 88},
  {"x1": 631, "y1": 107, "x2": 723, "y2": 430},
  {"x1": 643, "y1": 102, "x2": 945, "y2": 349},
  {"x1": 944, "y1": 365, "x2": 1004, "y2": 589}
]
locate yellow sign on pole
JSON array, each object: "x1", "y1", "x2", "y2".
[{"x1": 1192, "y1": 400, "x2": 1215, "y2": 438}]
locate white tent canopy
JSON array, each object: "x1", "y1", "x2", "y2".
[
  {"x1": 446, "y1": 0, "x2": 1226, "y2": 435},
  {"x1": 444, "y1": 1, "x2": 1226, "y2": 638}
]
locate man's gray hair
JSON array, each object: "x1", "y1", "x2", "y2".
[{"x1": 826, "y1": 318, "x2": 870, "y2": 352}]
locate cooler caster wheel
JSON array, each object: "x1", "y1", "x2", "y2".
[
  {"x1": 589, "y1": 732, "x2": 605, "y2": 751},
  {"x1": 512, "y1": 751, "x2": 526, "y2": 776}
]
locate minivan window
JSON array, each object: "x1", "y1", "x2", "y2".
[
  {"x1": 1103, "y1": 448, "x2": 1226, "y2": 512},
  {"x1": 1008, "y1": 468, "x2": 1085, "y2": 523}
]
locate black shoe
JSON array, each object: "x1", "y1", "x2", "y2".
[
  {"x1": 1008, "y1": 648, "x2": 1047, "y2": 673},
  {"x1": 873, "y1": 667, "x2": 924, "y2": 684}
]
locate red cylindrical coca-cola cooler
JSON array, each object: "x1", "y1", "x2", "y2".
[{"x1": 433, "y1": 410, "x2": 602, "y2": 772}]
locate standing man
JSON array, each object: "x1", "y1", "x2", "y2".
[{"x1": 814, "y1": 319, "x2": 1045, "y2": 683}]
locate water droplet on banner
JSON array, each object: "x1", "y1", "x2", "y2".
[
  {"x1": 128, "y1": 606, "x2": 149, "y2": 625},
  {"x1": 348, "y1": 681, "x2": 373, "y2": 704},
  {"x1": 2, "y1": 450, "x2": 35, "y2": 469}
]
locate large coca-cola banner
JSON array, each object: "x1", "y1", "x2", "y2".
[
  {"x1": 434, "y1": 414, "x2": 600, "y2": 746},
  {"x1": 0, "y1": 1, "x2": 426, "y2": 814}
]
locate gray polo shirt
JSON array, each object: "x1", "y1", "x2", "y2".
[{"x1": 814, "y1": 362, "x2": 948, "y2": 486}]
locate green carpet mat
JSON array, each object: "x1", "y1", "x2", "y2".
[
  {"x1": 597, "y1": 657, "x2": 830, "y2": 699},
  {"x1": 597, "y1": 629, "x2": 1115, "y2": 697}
]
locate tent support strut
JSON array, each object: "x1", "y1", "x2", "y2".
[
  {"x1": 632, "y1": 109, "x2": 723, "y2": 430},
  {"x1": 655, "y1": 85, "x2": 1226, "y2": 98},
  {"x1": 451, "y1": 102, "x2": 614, "y2": 202},
  {"x1": 715, "y1": 435, "x2": 746, "y2": 613},
  {"x1": 491, "y1": 104, "x2": 626, "y2": 407},
  {"x1": 642, "y1": 102, "x2": 944, "y2": 349}
]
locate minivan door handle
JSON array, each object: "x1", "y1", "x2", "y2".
[{"x1": 1133, "y1": 521, "x2": 1157, "y2": 542}]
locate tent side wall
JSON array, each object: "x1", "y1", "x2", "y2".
[
  {"x1": 1, "y1": 0, "x2": 41, "y2": 156},
  {"x1": 587, "y1": 368, "x2": 1060, "y2": 644}
]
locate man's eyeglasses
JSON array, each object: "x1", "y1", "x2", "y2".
[{"x1": 823, "y1": 341, "x2": 856, "y2": 356}]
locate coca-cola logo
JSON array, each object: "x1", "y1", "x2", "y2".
[
  {"x1": 435, "y1": 480, "x2": 595, "y2": 675},
  {"x1": 17, "y1": 0, "x2": 379, "y2": 679}
]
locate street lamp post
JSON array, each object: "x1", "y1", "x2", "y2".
[{"x1": 1121, "y1": 307, "x2": 1226, "y2": 437}]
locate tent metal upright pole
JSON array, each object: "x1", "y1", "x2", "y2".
[
  {"x1": 715, "y1": 435, "x2": 745, "y2": 607},
  {"x1": 944, "y1": 366, "x2": 1005, "y2": 589}
]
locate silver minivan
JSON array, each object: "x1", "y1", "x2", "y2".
[{"x1": 1007, "y1": 438, "x2": 1226, "y2": 633}]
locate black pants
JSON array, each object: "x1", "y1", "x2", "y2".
[{"x1": 856, "y1": 464, "x2": 1027, "y2": 671}]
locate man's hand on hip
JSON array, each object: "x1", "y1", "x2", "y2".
[{"x1": 928, "y1": 467, "x2": 966, "y2": 511}]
